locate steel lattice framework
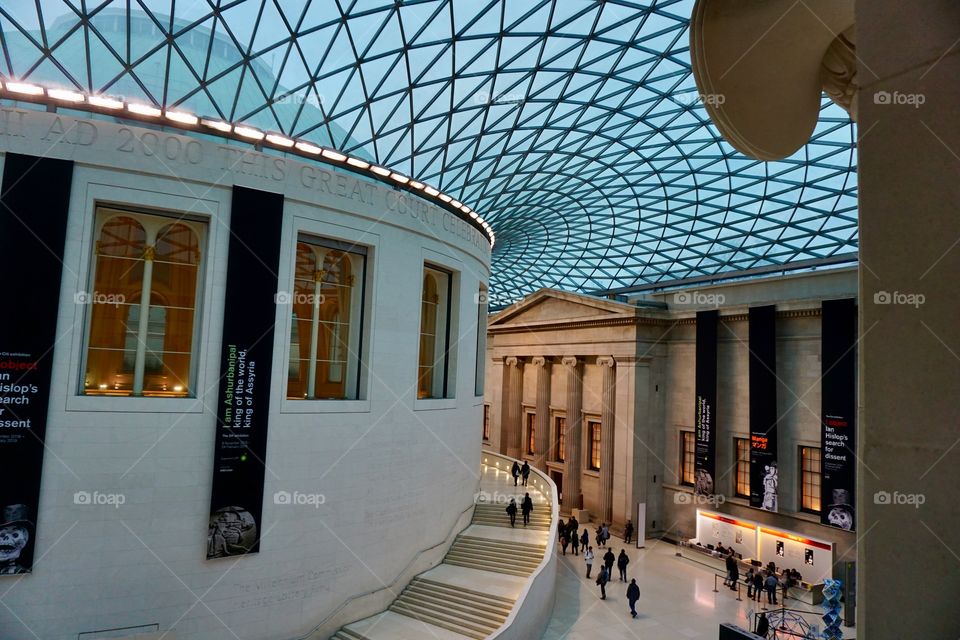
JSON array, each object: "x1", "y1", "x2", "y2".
[{"x1": 0, "y1": 0, "x2": 858, "y2": 300}]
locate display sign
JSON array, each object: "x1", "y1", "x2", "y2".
[
  {"x1": 694, "y1": 310, "x2": 718, "y2": 495},
  {"x1": 207, "y1": 186, "x2": 284, "y2": 559},
  {"x1": 820, "y1": 298, "x2": 857, "y2": 531},
  {"x1": 0, "y1": 153, "x2": 74, "y2": 575},
  {"x1": 757, "y1": 525, "x2": 834, "y2": 582},
  {"x1": 748, "y1": 305, "x2": 779, "y2": 511},
  {"x1": 695, "y1": 510, "x2": 758, "y2": 561}
]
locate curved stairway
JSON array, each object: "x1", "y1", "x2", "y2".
[{"x1": 331, "y1": 467, "x2": 552, "y2": 640}]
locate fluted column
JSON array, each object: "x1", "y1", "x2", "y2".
[
  {"x1": 562, "y1": 356, "x2": 583, "y2": 513},
  {"x1": 531, "y1": 356, "x2": 551, "y2": 470},
  {"x1": 503, "y1": 356, "x2": 524, "y2": 459},
  {"x1": 597, "y1": 356, "x2": 617, "y2": 525}
]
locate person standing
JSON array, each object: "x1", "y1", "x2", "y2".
[
  {"x1": 752, "y1": 569, "x2": 764, "y2": 602},
  {"x1": 727, "y1": 552, "x2": 739, "y2": 591},
  {"x1": 511, "y1": 461, "x2": 520, "y2": 486},
  {"x1": 596, "y1": 565, "x2": 609, "y2": 600},
  {"x1": 745, "y1": 567, "x2": 756, "y2": 599},
  {"x1": 506, "y1": 498, "x2": 517, "y2": 527},
  {"x1": 558, "y1": 517, "x2": 567, "y2": 540},
  {"x1": 571, "y1": 527, "x2": 580, "y2": 556},
  {"x1": 520, "y1": 461, "x2": 530, "y2": 486},
  {"x1": 580, "y1": 529, "x2": 589, "y2": 554},
  {"x1": 626, "y1": 578, "x2": 640, "y2": 618},
  {"x1": 623, "y1": 519, "x2": 634, "y2": 545},
  {"x1": 584, "y1": 547, "x2": 595, "y2": 578},
  {"x1": 601, "y1": 523, "x2": 610, "y2": 546},
  {"x1": 560, "y1": 531, "x2": 569, "y2": 555},
  {"x1": 603, "y1": 548, "x2": 616, "y2": 582},
  {"x1": 595, "y1": 525, "x2": 604, "y2": 548},
  {"x1": 617, "y1": 549, "x2": 630, "y2": 582},
  {"x1": 755, "y1": 612, "x2": 770, "y2": 637},
  {"x1": 764, "y1": 571, "x2": 779, "y2": 605},
  {"x1": 521, "y1": 492, "x2": 533, "y2": 526}
]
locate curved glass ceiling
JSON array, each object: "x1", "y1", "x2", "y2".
[{"x1": 0, "y1": 0, "x2": 857, "y2": 300}]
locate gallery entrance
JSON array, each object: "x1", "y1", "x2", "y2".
[{"x1": 550, "y1": 470, "x2": 563, "y2": 503}]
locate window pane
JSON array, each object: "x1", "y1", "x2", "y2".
[
  {"x1": 801, "y1": 447, "x2": 823, "y2": 512},
  {"x1": 418, "y1": 266, "x2": 451, "y2": 399},
  {"x1": 736, "y1": 438, "x2": 751, "y2": 497},
  {"x1": 589, "y1": 421, "x2": 601, "y2": 470},
  {"x1": 681, "y1": 431, "x2": 695, "y2": 485},
  {"x1": 527, "y1": 413, "x2": 536, "y2": 455},
  {"x1": 556, "y1": 416, "x2": 566, "y2": 462}
]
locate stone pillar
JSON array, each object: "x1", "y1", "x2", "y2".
[
  {"x1": 597, "y1": 356, "x2": 616, "y2": 525},
  {"x1": 531, "y1": 356, "x2": 551, "y2": 470},
  {"x1": 561, "y1": 357, "x2": 583, "y2": 513},
  {"x1": 502, "y1": 356, "x2": 524, "y2": 459},
  {"x1": 856, "y1": 3, "x2": 960, "y2": 636}
]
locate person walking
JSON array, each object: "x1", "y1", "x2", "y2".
[
  {"x1": 596, "y1": 565, "x2": 609, "y2": 600},
  {"x1": 506, "y1": 498, "x2": 517, "y2": 527},
  {"x1": 745, "y1": 567, "x2": 756, "y2": 599},
  {"x1": 601, "y1": 523, "x2": 610, "y2": 546},
  {"x1": 764, "y1": 571, "x2": 779, "y2": 605},
  {"x1": 617, "y1": 549, "x2": 630, "y2": 582},
  {"x1": 560, "y1": 531, "x2": 569, "y2": 555},
  {"x1": 584, "y1": 547, "x2": 595, "y2": 578},
  {"x1": 558, "y1": 517, "x2": 566, "y2": 539},
  {"x1": 595, "y1": 525, "x2": 604, "y2": 548},
  {"x1": 727, "y1": 552, "x2": 739, "y2": 591},
  {"x1": 511, "y1": 461, "x2": 520, "y2": 486},
  {"x1": 521, "y1": 492, "x2": 534, "y2": 526},
  {"x1": 623, "y1": 519, "x2": 634, "y2": 545},
  {"x1": 568, "y1": 515, "x2": 579, "y2": 535},
  {"x1": 580, "y1": 529, "x2": 589, "y2": 554},
  {"x1": 626, "y1": 578, "x2": 640, "y2": 618},
  {"x1": 520, "y1": 461, "x2": 530, "y2": 486},
  {"x1": 603, "y1": 548, "x2": 616, "y2": 582},
  {"x1": 571, "y1": 527, "x2": 580, "y2": 556},
  {"x1": 752, "y1": 569, "x2": 764, "y2": 602}
]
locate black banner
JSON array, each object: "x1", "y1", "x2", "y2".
[
  {"x1": 207, "y1": 186, "x2": 284, "y2": 559},
  {"x1": 820, "y1": 298, "x2": 857, "y2": 531},
  {"x1": 694, "y1": 310, "x2": 718, "y2": 495},
  {"x1": 0, "y1": 154, "x2": 73, "y2": 575},
  {"x1": 749, "y1": 305, "x2": 779, "y2": 511}
]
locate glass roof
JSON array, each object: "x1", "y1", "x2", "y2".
[{"x1": 0, "y1": 0, "x2": 858, "y2": 300}]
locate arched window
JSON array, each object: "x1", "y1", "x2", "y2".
[
  {"x1": 286, "y1": 236, "x2": 366, "y2": 400},
  {"x1": 83, "y1": 209, "x2": 203, "y2": 397}
]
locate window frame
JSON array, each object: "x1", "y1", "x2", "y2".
[
  {"x1": 482, "y1": 404, "x2": 491, "y2": 441},
  {"x1": 587, "y1": 420, "x2": 601, "y2": 471},
  {"x1": 735, "y1": 437, "x2": 751, "y2": 499},
  {"x1": 799, "y1": 446, "x2": 823, "y2": 514},
  {"x1": 417, "y1": 263, "x2": 455, "y2": 400},
  {"x1": 525, "y1": 411, "x2": 536, "y2": 456},
  {"x1": 474, "y1": 283, "x2": 488, "y2": 396},
  {"x1": 79, "y1": 203, "x2": 207, "y2": 399},
  {"x1": 554, "y1": 414, "x2": 566, "y2": 463},
  {"x1": 284, "y1": 234, "x2": 368, "y2": 402},
  {"x1": 680, "y1": 430, "x2": 696, "y2": 486}
]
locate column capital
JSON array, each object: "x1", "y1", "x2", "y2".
[
  {"x1": 597, "y1": 356, "x2": 616, "y2": 368},
  {"x1": 561, "y1": 356, "x2": 580, "y2": 368},
  {"x1": 531, "y1": 356, "x2": 550, "y2": 367},
  {"x1": 504, "y1": 356, "x2": 522, "y2": 367}
]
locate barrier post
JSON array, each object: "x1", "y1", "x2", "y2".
[{"x1": 713, "y1": 574, "x2": 719, "y2": 593}]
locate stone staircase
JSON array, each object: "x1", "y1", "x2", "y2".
[{"x1": 330, "y1": 464, "x2": 553, "y2": 640}]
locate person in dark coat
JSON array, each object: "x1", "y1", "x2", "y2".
[
  {"x1": 596, "y1": 565, "x2": 609, "y2": 599},
  {"x1": 520, "y1": 461, "x2": 531, "y2": 486},
  {"x1": 560, "y1": 531, "x2": 569, "y2": 555},
  {"x1": 511, "y1": 461, "x2": 520, "y2": 486},
  {"x1": 603, "y1": 548, "x2": 616, "y2": 581},
  {"x1": 755, "y1": 612, "x2": 770, "y2": 637},
  {"x1": 570, "y1": 527, "x2": 580, "y2": 556},
  {"x1": 521, "y1": 492, "x2": 534, "y2": 526},
  {"x1": 617, "y1": 549, "x2": 630, "y2": 582},
  {"x1": 623, "y1": 519, "x2": 634, "y2": 544},
  {"x1": 558, "y1": 518, "x2": 566, "y2": 539},
  {"x1": 726, "y1": 552, "x2": 739, "y2": 591},
  {"x1": 752, "y1": 570, "x2": 764, "y2": 602},
  {"x1": 580, "y1": 529, "x2": 589, "y2": 553},
  {"x1": 746, "y1": 567, "x2": 756, "y2": 599},
  {"x1": 506, "y1": 498, "x2": 517, "y2": 527},
  {"x1": 626, "y1": 578, "x2": 640, "y2": 618}
]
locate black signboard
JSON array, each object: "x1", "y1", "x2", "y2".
[
  {"x1": 0, "y1": 153, "x2": 73, "y2": 574},
  {"x1": 820, "y1": 298, "x2": 857, "y2": 531},
  {"x1": 694, "y1": 310, "x2": 718, "y2": 495},
  {"x1": 207, "y1": 186, "x2": 284, "y2": 559},
  {"x1": 749, "y1": 305, "x2": 779, "y2": 511}
]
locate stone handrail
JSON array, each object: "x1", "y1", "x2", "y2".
[{"x1": 479, "y1": 451, "x2": 560, "y2": 640}]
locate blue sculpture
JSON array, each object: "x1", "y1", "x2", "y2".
[{"x1": 821, "y1": 579, "x2": 844, "y2": 640}]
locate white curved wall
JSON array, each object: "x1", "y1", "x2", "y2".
[{"x1": 0, "y1": 107, "x2": 489, "y2": 640}]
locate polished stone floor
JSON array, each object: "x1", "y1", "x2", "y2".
[{"x1": 542, "y1": 535, "x2": 855, "y2": 640}]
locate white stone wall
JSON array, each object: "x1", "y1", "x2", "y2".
[{"x1": 0, "y1": 109, "x2": 489, "y2": 640}]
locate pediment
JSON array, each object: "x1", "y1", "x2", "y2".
[{"x1": 489, "y1": 288, "x2": 635, "y2": 328}]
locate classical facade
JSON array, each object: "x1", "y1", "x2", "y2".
[{"x1": 484, "y1": 267, "x2": 859, "y2": 568}]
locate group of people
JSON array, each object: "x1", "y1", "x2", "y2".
[
  {"x1": 504, "y1": 493, "x2": 534, "y2": 527},
  {"x1": 572, "y1": 525, "x2": 641, "y2": 619},
  {"x1": 510, "y1": 460, "x2": 531, "y2": 487},
  {"x1": 722, "y1": 551, "x2": 803, "y2": 606},
  {"x1": 557, "y1": 516, "x2": 583, "y2": 555}
]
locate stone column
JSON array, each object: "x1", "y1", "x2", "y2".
[
  {"x1": 597, "y1": 356, "x2": 616, "y2": 525},
  {"x1": 502, "y1": 356, "x2": 524, "y2": 459},
  {"x1": 561, "y1": 357, "x2": 583, "y2": 513},
  {"x1": 531, "y1": 356, "x2": 551, "y2": 470}
]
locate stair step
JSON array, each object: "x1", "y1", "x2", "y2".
[
  {"x1": 446, "y1": 548, "x2": 541, "y2": 567},
  {"x1": 444, "y1": 555, "x2": 537, "y2": 574},
  {"x1": 389, "y1": 602, "x2": 493, "y2": 640},
  {"x1": 397, "y1": 590, "x2": 508, "y2": 626},
  {"x1": 444, "y1": 557, "x2": 534, "y2": 577},
  {"x1": 413, "y1": 577, "x2": 517, "y2": 605},
  {"x1": 452, "y1": 540, "x2": 545, "y2": 559},
  {"x1": 458, "y1": 534, "x2": 546, "y2": 549},
  {"x1": 333, "y1": 629, "x2": 367, "y2": 640},
  {"x1": 402, "y1": 584, "x2": 513, "y2": 617}
]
